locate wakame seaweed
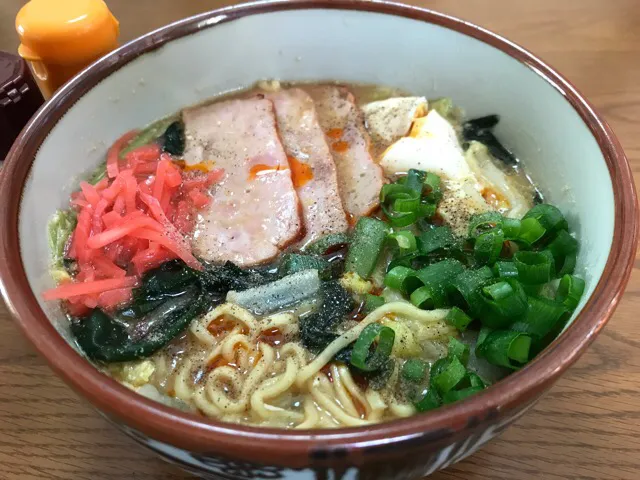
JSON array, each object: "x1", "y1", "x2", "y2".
[
  {"x1": 199, "y1": 261, "x2": 277, "y2": 297},
  {"x1": 163, "y1": 120, "x2": 185, "y2": 156},
  {"x1": 135, "y1": 259, "x2": 199, "y2": 298},
  {"x1": 462, "y1": 115, "x2": 517, "y2": 166},
  {"x1": 72, "y1": 288, "x2": 208, "y2": 362},
  {"x1": 299, "y1": 281, "x2": 354, "y2": 355},
  {"x1": 72, "y1": 260, "x2": 275, "y2": 363}
]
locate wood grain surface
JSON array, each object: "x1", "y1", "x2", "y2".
[{"x1": 1, "y1": 1, "x2": 639, "y2": 479}]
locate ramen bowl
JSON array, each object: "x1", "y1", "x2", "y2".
[{"x1": 0, "y1": 1, "x2": 637, "y2": 478}]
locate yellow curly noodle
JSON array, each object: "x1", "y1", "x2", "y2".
[{"x1": 117, "y1": 301, "x2": 453, "y2": 429}]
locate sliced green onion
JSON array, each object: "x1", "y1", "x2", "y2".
[
  {"x1": 475, "y1": 278, "x2": 528, "y2": 329},
  {"x1": 394, "y1": 196, "x2": 421, "y2": 213},
  {"x1": 474, "y1": 228, "x2": 504, "y2": 265},
  {"x1": 511, "y1": 296, "x2": 568, "y2": 339},
  {"x1": 547, "y1": 230, "x2": 579, "y2": 276},
  {"x1": 468, "y1": 212, "x2": 503, "y2": 239},
  {"x1": 442, "y1": 386, "x2": 484, "y2": 404},
  {"x1": 380, "y1": 183, "x2": 420, "y2": 227},
  {"x1": 493, "y1": 260, "x2": 519, "y2": 278},
  {"x1": 345, "y1": 217, "x2": 388, "y2": 279},
  {"x1": 418, "y1": 202, "x2": 437, "y2": 219},
  {"x1": 508, "y1": 335, "x2": 532, "y2": 363},
  {"x1": 445, "y1": 307, "x2": 473, "y2": 331},
  {"x1": 513, "y1": 250, "x2": 554, "y2": 284},
  {"x1": 414, "y1": 259, "x2": 466, "y2": 285},
  {"x1": 548, "y1": 230, "x2": 578, "y2": 260},
  {"x1": 363, "y1": 294, "x2": 385, "y2": 314},
  {"x1": 350, "y1": 323, "x2": 396, "y2": 372},
  {"x1": 384, "y1": 266, "x2": 422, "y2": 294},
  {"x1": 384, "y1": 210, "x2": 417, "y2": 228},
  {"x1": 483, "y1": 280, "x2": 513, "y2": 301},
  {"x1": 414, "y1": 388, "x2": 442, "y2": 412},
  {"x1": 428, "y1": 358, "x2": 449, "y2": 388},
  {"x1": 502, "y1": 218, "x2": 522, "y2": 239},
  {"x1": 411, "y1": 259, "x2": 465, "y2": 308},
  {"x1": 432, "y1": 356, "x2": 467, "y2": 394},
  {"x1": 386, "y1": 251, "x2": 434, "y2": 272},
  {"x1": 467, "y1": 372, "x2": 486, "y2": 388},
  {"x1": 476, "y1": 326, "x2": 492, "y2": 349},
  {"x1": 517, "y1": 217, "x2": 546, "y2": 245},
  {"x1": 447, "y1": 266, "x2": 494, "y2": 310},
  {"x1": 402, "y1": 358, "x2": 428, "y2": 382},
  {"x1": 381, "y1": 175, "x2": 425, "y2": 228},
  {"x1": 447, "y1": 336, "x2": 470, "y2": 366},
  {"x1": 523, "y1": 204, "x2": 568, "y2": 235},
  {"x1": 410, "y1": 286, "x2": 434, "y2": 309},
  {"x1": 424, "y1": 172, "x2": 443, "y2": 204},
  {"x1": 556, "y1": 274, "x2": 586, "y2": 311},
  {"x1": 306, "y1": 233, "x2": 350, "y2": 255},
  {"x1": 400, "y1": 169, "x2": 426, "y2": 192},
  {"x1": 476, "y1": 330, "x2": 532, "y2": 369},
  {"x1": 557, "y1": 252, "x2": 577, "y2": 276},
  {"x1": 380, "y1": 182, "x2": 420, "y2": 203},
  {"x1": 385, "y1": 213, "x2": 418, "y2": 229},
  {"x1": 388, "y1": 230, "x2": 417, "y2": 255},
  {"x1": 419, "y1": 226, "x2": 457, "y2": 254},
  {"x1": 382, "y1": 170, "x2": 441, "y2": 227}
]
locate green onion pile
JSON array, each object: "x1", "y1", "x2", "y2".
[
  {"x1": 344, "y1": 169, "x2": 585, "y2": 412},
  {"x1": 412, "y1": 337, "x2": 488, "y2": 410}
]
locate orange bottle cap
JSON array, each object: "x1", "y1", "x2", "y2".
[{"x1": 16, "y1": 0, "x2": 119, "y2": 65}]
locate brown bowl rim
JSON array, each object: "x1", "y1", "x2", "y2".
[{"x1": 0, "y1": 0, "x2": 637, "y2": 468}]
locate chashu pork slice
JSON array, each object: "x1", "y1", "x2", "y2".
[
  {"x1": 265, "y1": 88, "x2": 349, "y2": 246},
  {"x1": 306, "y1": 86, "x2": 385, "y2": 219},
  {"x1": 183, "y1": 98, "x2": 302, "y2": 266}
]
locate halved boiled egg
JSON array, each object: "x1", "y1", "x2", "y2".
[{"x1": 376, "y1": 107, "x2": 533, "y2": 235}]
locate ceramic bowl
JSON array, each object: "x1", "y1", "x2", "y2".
[{"x1": 0, "y1": 1, "x2": 637, "y2": 478}]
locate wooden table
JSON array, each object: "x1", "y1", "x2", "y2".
[{"x1": 1, "y1": 1, "x2": 638, "y2": 478}]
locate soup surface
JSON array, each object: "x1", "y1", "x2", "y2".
[{"x1": 44, "y1": 81, "x2": 585, "y2": 429}]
